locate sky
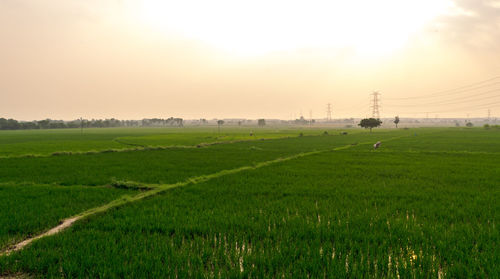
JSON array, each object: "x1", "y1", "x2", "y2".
[{"x1": 1, "y1": 0, "x2": 499, "y2": 120}]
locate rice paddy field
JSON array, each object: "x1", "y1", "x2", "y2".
[{"x1": 0, "y1": 126, "x2": 498, "y2": 278}]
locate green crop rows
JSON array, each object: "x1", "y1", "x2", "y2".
[
  {"x1": 0, "y1": 127, "x2": 498, "y2": 278},
  {"x1": 0, "y1": 127, "x2": 346, "y2": 157},
  {"x1": 0, "y1": 184, "x2": 134, "y2": 250}
]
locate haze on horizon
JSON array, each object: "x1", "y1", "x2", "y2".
[{"x1": 1, "y1": 0, "x2": 499, "y2": 121}]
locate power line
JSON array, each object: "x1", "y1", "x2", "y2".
[
  {"x1": 386, "y1": 81, "x2": 500, "y2": 101},
  {"x1": 385, "y1": 76, "x2": 500, "y2": 101},
  {"x1": 385, "y1": 86, "x2": 500, "y2": 103},
  {"x1": 387, "y1": 100, "x2": 500, "y2": 115},
  {"x1": 384, "y1": 88, "x2": 500, "y2": 108}
]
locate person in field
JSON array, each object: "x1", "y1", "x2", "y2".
[{"x1": 373, "y1": 141, "x2": 381, "y2": 149}]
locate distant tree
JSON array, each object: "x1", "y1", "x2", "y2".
[
  {"x1": 238, "y1": 121, "x2": 242, "y2": 126},
  {"x1": 173, "y1": 118, "x2": 183, "y2": 127},
  {"x1": 294, "y1": 116, "x2": 308, "y2": 125},
  {"x1": 0, "y1": 118, "x2": 20, "y2": 130},
  {"x1": 394, "y1": 116, "x2": 400, "y2": 128},
  {"x1": 0, "y1": 117, "x2": 137, "y2": 130},
  {"x1": 358, "y1": 118, "x2": 382, "y2": 133},
  {"x1": 217, "y1": 120, "x2": 224, "y2": 133},
  {"x1": 466, "y1": 122, "x2": 473, "y2": 127},
  {"x1": 48, "y1": 121, "x2": 65, "y2": 129},
  {"x1": 21, "y1": 121, "x2": 38, "y2": 130},
  {"x1": 258, "y1": 119, "x2": 266, "y2": 127},
  {"x1": 37, "y1": 119, "x2": 50, "y2": 129}
]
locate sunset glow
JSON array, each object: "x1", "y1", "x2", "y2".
[
  {"x1": 136, "y1": 0, "x2": 454, "y2": 56},
  {"x1": 1, "y1": 0, "x2": 499, "y2": 120}
]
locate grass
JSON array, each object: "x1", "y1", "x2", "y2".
[
  {"x1": 0, "y1": 130, "x2": 408, "y2": 186},
  {"x1": 0, "y1": 127, "x2": 352, "y2": 157},
  {"x1": 372, "y1": 128, "x2": 500, "y2": 153},
  {"x1": 0, "y1": 127, "x2": 498, "y2": 278},
  {"x1": 0, "y1": 184, "x2": 133, "y2": 250}
]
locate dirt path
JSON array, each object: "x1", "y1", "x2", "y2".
[
  {"x1": 0, "y1": 273, "x2": 30, "y2": 279},
  {"x1": 0, "y1": 217, "x2": 80, "y2": 257}
]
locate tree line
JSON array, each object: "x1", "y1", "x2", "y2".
[{"x1": 0, "y1": 117, "x2": 184, "y2": 130}]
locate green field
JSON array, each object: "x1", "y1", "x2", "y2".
[
  {"x1": 0, "y1": 184, "x2": 134, "y2": 250},
  {"x1": 0, "y1": 127, "x2": 498, "y2": 278},
  {"x1": 0, "y1": 127, "x2": 339, "y2": 157}
]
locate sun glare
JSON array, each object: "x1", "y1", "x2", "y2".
[{"x1": 132, "y1": 0, "x2": 453, "y2": 57}]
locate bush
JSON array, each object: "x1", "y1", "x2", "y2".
[{"x1": 485, "y1": 124, "x2": 500, "y2": 130}]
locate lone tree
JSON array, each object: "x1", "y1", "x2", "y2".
[
  {"x1": 258, "y1": 119, "x2": 266, "y2": 127},
  {"x1": 394, "y1": 116, "x2": 400, "y2": 128},
  {"x1": 217, "y1": 120, "x2": 224, "y2": 133},
  {"x1": 358, "y1": 118, "x2": 382, "y2": 133}
]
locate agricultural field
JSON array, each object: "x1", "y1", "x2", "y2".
[
  {"x1": 0, "y1": 184, "x2": 134, "y2": 250},
  {"x1": 0, "y1": 127, "x2": 498, "y2": 278},
  {"x1": 0, "y1": 127, "x2": 337, "y2": 157}
]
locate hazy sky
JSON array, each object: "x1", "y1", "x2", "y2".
[{"x1": 1, "y1": 0, "x2": 499, "y2": 120}]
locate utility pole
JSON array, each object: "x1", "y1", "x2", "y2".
[
  {"x1": 309, "y1": 109, "x2": 313, "y2": 125},
  {"x1": 326, "y1": 103, "x2": 332, "y2": 122},
  {"x1": 488, "y1": 109, "x2": 491, "y2": 121},
  {"x1": 370, "y1": 91, "x2": 380, "y2": 119}
]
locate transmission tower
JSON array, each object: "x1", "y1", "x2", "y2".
[
  {"x1": 488, "y1": 109, "x2": 491, "y2": 121},
  {"x1": 326, "y1": 103, "x2": 332, "y2": 122},
  {"x1": 370, "y1": 91, "x2": 381, "y2": 119}
]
